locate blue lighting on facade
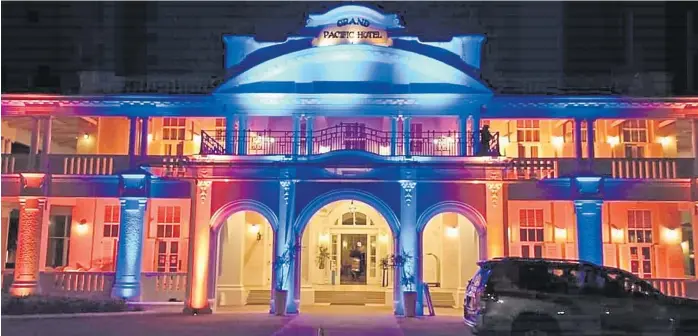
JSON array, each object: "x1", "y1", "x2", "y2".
[
  {"x1": 112, "y1": 198, "x2": 147, "y2": 300},
  {"x1": 574, "y1": 200, "x2": 604, "y2": 265}
]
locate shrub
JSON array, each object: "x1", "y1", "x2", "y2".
[{"x1": 1, "y1": 294, "x2": 139, "y2": 315}]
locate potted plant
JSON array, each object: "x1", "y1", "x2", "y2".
[
  {"x1": 315, "y1": 245, "x2": 330, "y2": 270},
  {"x1": 273, "y1": 242, "x2": 297, "y2": 316},
  {"x1": 393, "y1": 250, "x2": 417, "y2": 317}
]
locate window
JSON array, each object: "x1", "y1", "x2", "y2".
[
  {"x1": 343, "y1": 123, "x2": 366, "y2": 150},
  {"x1": 624, "y1": 145, "x2": 645, "y2": 158},
  {"x1": 627, "y1": 210, "x2": 653, "y2": 278},
  {"x1": 519, "y1": 209, "x2": 544, "y2": 258},
  {"x1": 562, "y1": 120, "x2": 595, "y2": 143},
  {"x1": 580, "y1": 121, "x2": 596, "y2": 143},
  {"x1": 516, "y1": 120, "x2": 540, "y2": 142},
  {"x1": 410, "y1": 123, "x2": 424, "y2": 152},
  {"x1": 46, "y1": 207, "x2": 72, "y2": 268},
  {"x1": 103, "y1": 205, "x2": 120, "y2": 238},
  {"x1": 100, "y1": 205, "x2": 119, "y2": 271},
  {"x1": 214, "y1": 118, "x2": 226, "y2": 142},
  {"x1": 162, "y1": 118, "x2": 186, "y2": 141},
  {"x1": 341, "y1": 211, "x2": 368, "y2": 226},
  {"x1": 155, "y1": 206, "x2": 182, "y2": 272},
  {"x1": 621, "y1": 120, "x2": 648, "y2": 143},
  {"x1": 563, "y1": 121, "x2": 574, "y2": 143}
]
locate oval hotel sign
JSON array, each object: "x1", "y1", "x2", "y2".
[{"x1": 313, "y1": 16, "x2": 392, "y2": 47}]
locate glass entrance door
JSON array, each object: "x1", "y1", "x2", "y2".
[{"x1": 340, "y1": 234, "x2": 368, "y2": 285}]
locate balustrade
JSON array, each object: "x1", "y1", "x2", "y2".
[
  {"x1": 38, "y1": 272, "x2": 115, "y2": 298},
  {"x1": 648, "y1": 278, "x2": 690, "y2": 298},
  {"x1": 140, "y1": 272, "x2": 187, "y2": 302},
  {"x1": 198, "y1": 125, "x2": 493, "y2": 157}
]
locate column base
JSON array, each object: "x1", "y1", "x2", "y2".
[
  {"x1": 111, "y1": 281, "x2": 141, "y2": 301},
  {"x1": 183, "y1": 306, "x2": 213, "y2": 315},
  {"x1": 9, "y1": 280, "x2": 39, "y2": 297}
]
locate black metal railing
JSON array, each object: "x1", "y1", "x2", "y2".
[
  {"x1": 200, "y1": 131, "x2": 225, "y2": 155},
  {"x1": 312, "y1": 123, "x2": 391, "y2": 155},
  {"x1": 199, "y1": 126, "x2": 500, "y2": 157}
]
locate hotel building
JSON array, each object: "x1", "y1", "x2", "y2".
[{"x1": 2, "y1": 5, "x2": 698, "y2": 316}]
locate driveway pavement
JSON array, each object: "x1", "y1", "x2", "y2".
[{"x1": 2, "y1": 306, "x2": 471, "y2": 336}]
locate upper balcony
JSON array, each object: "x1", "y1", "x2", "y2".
[{"x1": 199, "y1": 123, "x2": 500, "y2": 157}]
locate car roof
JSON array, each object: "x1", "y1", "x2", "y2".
[{"x1": 478, "y1": 257, "x2": 636, "y2": 277}]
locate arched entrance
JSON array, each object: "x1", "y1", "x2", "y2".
[
  {"x1": 293, "y1": 189, "x2": 400, "y2": 312},
  {"x1": 416, "y1": 202, "x2": 486, "y2": 312},
  {"x1": 209, "y1": 200, "x2": 278, "y2": 310}
]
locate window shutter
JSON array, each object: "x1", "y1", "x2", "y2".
[
  {"x1": 603, "y1": 244, "x2": 617, "y2": 268},
  {"x1": 544, "y1": 243, "x2": 560, "y2": 259},
  {"x1": 562, "y1": 242, "x2": 576, "y2": 260},
  {"x1": 509, "y1": 242, "x2": 522, "y2": 257},
  {"x1": 654, "y1": 245, "x2": 667, "y2": 278},
  {"x1": 618, "y1": 244, "x2": 631, "y2": 272}
]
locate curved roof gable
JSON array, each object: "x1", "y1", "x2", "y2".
[{"x1": 215, "y1": 42, "x2": 492, "y2": 94}]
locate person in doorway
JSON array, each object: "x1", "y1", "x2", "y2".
[
  {"x1": 479, "y1": 125, "x2": 493, "y2": 156},
  {"x1": 349, "y1": 242, "x2": 364, "y2": 281}
]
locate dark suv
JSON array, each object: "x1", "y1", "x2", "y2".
[{"x1": 464, "y1": 257, "x2": 698, "y2": 335}]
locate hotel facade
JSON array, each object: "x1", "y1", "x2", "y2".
[{"x1": 2, "y1": 5, "x2": 698, "y2": 316}]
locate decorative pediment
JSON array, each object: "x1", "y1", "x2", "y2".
[{"x1": 215, "y1": 44, "x2": 492, "y2": 94}]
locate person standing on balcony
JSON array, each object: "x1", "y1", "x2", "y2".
[{"x1": 479, "y1": 125, "x2": 493, "y2": 156}]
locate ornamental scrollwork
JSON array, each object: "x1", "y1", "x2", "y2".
[
  {"x1": 400, "y1": 181, "x2": 416, "y2": 207},
  {"x1": 486, "y1": 183, "x2": 503, "y2": 207},
  {"x1": 280, "y1": 180, "x2": 292, "y2": 205},
  {"x1": 197, "y1": 180, "x2": 212, "y2": 204}
]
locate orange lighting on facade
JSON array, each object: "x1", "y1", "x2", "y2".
[
  {"x1": 75, "y1": 219, "x2": 89, "y2": 235},
  {"x1": 189, "y1": 224, "x2": 211, "y2": 311}
]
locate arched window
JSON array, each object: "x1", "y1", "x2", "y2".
[{"x1": 341, "y1": 212, "x2": 368, "y2": 226}]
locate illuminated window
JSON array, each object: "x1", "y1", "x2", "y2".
[
  {"x1": 100, "y1": 205, "x2": 120, "y2": 271},
  {"x1": 516, "y1": 120, "x2": 540, "y2": 142},
  {"x1": 46, "y1": 207, "x2": 72, "y2": 268},
  {"x1": 519, "y1": 209, "x2": 544, "y2": 258},
  {"x1": 621, "y1": 120, "x2": 648, "y2": 143},
  {"x1": 214, "y1": 118, "x2": 226, "y2": 142},
  {"x1": 580, "y1": 121, "x2": 596, "y2": 143},
  {"x1": 156, "y1": 206, "x2": 182, "y2": 272},
  {"x1": 627, "y1": 209, "x2": 653, "y2": 278},
  {"x1": 103, "y1": 205, "x2": 120, "y2": 238},
  {"x1": 162, "y1": 118, "x2": 186, "y2": 141},
  {"x1": 341, "y1": 211, "x2": 368, "y2": 226},
  {"x1": 410, "y1": 123, "x2": 423, "y2": 152}
]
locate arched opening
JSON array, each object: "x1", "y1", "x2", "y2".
[
  {"x1": 212, "y1": 210, "x2": 275, "y2": 309},
  {"x1": 420, "y1": 212, "x2": 481, "y2": 309},
  {"x1": 298, "y1": 199, "x2": 396, "y2": 307}
]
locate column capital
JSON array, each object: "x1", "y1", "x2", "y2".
[
  {"x1": 399, "y1": 180, "x2": 417, "y2": 207},
  {"x1": 486, "y1": 182, "x2": 503, "y2": 207},
  {"x1": 197, "y1": 180, "x2": 213, "y2": 204},
  {"x1": 574, "y1": 199, "x2": 603, "y2": 212}
]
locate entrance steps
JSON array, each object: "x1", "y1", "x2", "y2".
[
  {"x1": 314, "y1": 290, "x2": 385, "y2": 305},
  {"x1": 246, "y1": 290, "x2": 271, "y2": 305},
  {"x1": 427, "y1": 291, "x2": 456, "y2": 308}
]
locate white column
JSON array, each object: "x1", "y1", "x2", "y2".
[
  {"x1": 692, "y1": 119, "x2": 698, "y2": 175},
  {"x1": 237, "y1": 115, "x2": 248, "y2": 155},
  {"x1": 40, "y1": 117, "x2": 52, "y2": 171},
  {"x1": 402, "y1": 117, "x2": 411, "y2": 157},
  {"x1": 292, "y1": 115, "x2": 301, "y2": 156},
  {"x1": 586, "y1": 119, "x2": 595, "y2": 159},
  {"x1": 183, "y1": 180, "x2": 213, "y2": 314},
  {"x1": 305, "y1": 116, "x2": 314, "y2": 155},
  {"x1": 390, "y1": 117, "x2": 398, "y2": 156},
  {"x1": 574, "y1": 118, "x2": 583, "y2": 161},
  {"x1": 225, "y1": 115, "x2": 236, "y2": 155},
  {"x1": 29, "y1": 118, "x2": 40, "y2": 169},
  {"x1": 127, "y1": 117, "x2": 138, "y2": 167},
  {"x1": 140, "y1": 117, "x2": 149, "y2": 157}
]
